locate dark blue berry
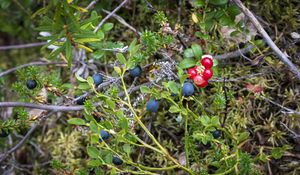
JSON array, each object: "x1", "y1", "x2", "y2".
[
  {"x1": 26, "y1": 79, "x2": 37, "y2": 89},
  {"x1": 99, "y1": 130, "x2": 110, "y2": 142},
  {"x1": 0, "y1": 129, "x2": 9, "y2": 137},
  {"x1": 112, "y1": 156, "x2": 123, "y2": 165},
  {"x1": 92, "y1": 73, "x2": 103, "y2": 86},
  {"x1": 76, "y1": 96, "x2": 86, "y2": 105},
  {"x1": 212, "y1": 129, "x2": 221, "y2": 139},
  {"x1": 146, "y1": 99, "x2": 159, "y2": 112},
  {"x1": 129, "y1": 66, "x2": 142, "y2": 78},
  {"x1": 182, "y1": 82, "x2": 194, "y2": 97}
]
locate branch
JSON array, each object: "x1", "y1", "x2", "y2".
[
  {"x1": 93, "y1": 0, "x2": 129, "y2": 33},
  {"x1": 0, "y1": 42, "x2": 47, "y2": 51},
  {"x1": 214, "y1": 45, "x2": 254, "y2": 60},
  {"x1": 232, "y1": 0, "x2": 300, "y2": 80},
  {"x1": 0, "y1": 61, "x2": 67, "y2": 78},
  {"x1": 85, "y1": 0, "x2": 99, "y2": 10},
  {"x1": 0, "y1": 102, "x2": 85, "y2": 111}
]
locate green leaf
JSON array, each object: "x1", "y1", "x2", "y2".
[
  {"x1": 208, "y1": 0, "x2": 228, "y2": 5},
  {"x1": 87, "y1": 159, "x2": 102, "y2": 167},
  {"x1": 87, "y1": 146, "x2": 99, "y2": 158},
  {"x1": 97, "y1": 30, "x2": 105, "y2": 40},
  {"x1": 219, "y1": 15, "x2": 233, "y2": 26},
  {"x1": 140, "y1": 86, "x2": 151, "y2": 93},
  {"x1": 169, "y1": 105, "x2": 181, "y2": 113},
  {"x1": 114, "y1": 66, "x2": 122, "y2": 75},
  {"x1": 74, "y1": 38, "x2": 101, "y2": 43},
  {"x1": 75, "y1": 73, "x2": 87, "y2": 82},
  {"x1": 116, "y1": 53, "x2": 126, "y2": 64},
  {"x1": 168, "y1": 81, "x2": 180, "y2": 95},
  {"x1": 237, "y1": 132, "x2": 250, "y2": 143},
  {"x1": 194, "y1": 0, "x2": 205, "y2": 7},
  {"x1": 123, "y1": 144, "x2": 132, "y2": 156},
  {"x1": 105, "y1": 99, "x2": 116, "y2": 109},
  {"x1": 67, "y1": 118, "x2": 86, "y2": 125},
  {"x1": 102, "y1": 23, "x2": 114, "y2": 32},
  {"x1": 191, "y1": 43, "x2": 202, "y2": 58},
  {"x1": 87, "y1": 76, "x2": 94, "y2": 87},
  {"x1": 78, "y1": 83, "x2": 90, "y2": 90},
  {"x1": 184, "y1": 48, "x2": 194, "y2": 58},
  {"x1": 90, "y1": 121, "x2": 98, "y2": 133},
  {"x1": 200, "y1": 115, "x2": 210, "y2": 126},
  {"x1": 179, "y1": 58, "x2": 196, "y2": 69}
]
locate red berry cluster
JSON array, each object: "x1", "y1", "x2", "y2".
[{"x1": 187, "y1": 55, "x2": 214, "y2": 88}]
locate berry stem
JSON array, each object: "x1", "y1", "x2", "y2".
[{"x1": 120, "y1": 71, "x2": 194, "y2": 175}]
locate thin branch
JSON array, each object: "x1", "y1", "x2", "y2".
[
  {"x1": 280, "y1": 122, "x2": 300, "y2": 138},
  {"x1": 93, "y1": 0, "x2": 129, "y2": 33},
  {"x1": 214, "y1": 45, "x2": 254, "y2": 60},
  {"x1": 85, "y1": 0, "x2": 99, "y2": 10},
  {"x1": 0, "y1": 102, "x2": 85, "y2": 111},
  {"x1": 102, "y1": 9, "x2": 141, "y2": 35},
  {"x1": 232, "y1": 0, "x2": 300, "y2": 80},
  {"x1": 0, "y1": 42, "x2": 47, "y2": 51},
  {"x1": 0, "y1": 61, "x2": 67, "y2": 78},
  {"x1": 261, "y1": 96, "x2": 300, "y2": 115}
]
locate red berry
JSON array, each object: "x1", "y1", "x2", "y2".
[
  {"x1": 202, "y1": 68, "x2": 213, "y2": 80},
  {"x1": 201, "y1": 57, "x2": 213, "y2": 69},
  {"x1": 187, "y1": 67, "x2": 198, "y2": 79},
  {"x1": 193, "y1": 75, "x2": 208, "y2": 88}
]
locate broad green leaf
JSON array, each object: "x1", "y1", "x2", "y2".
[
  {"x1": 169, "y1": 105, "x2": 181, "y2": 113},
  {"x1": 116, "y1": 53, "x2": 126, "y2": 64},
  {"x1": 87, "y1": 146, "x2": 99, "y2": 158},
  {"x1": 184, "y1": 48, "x2": 194, "y2": 58},
  {"x1": 90, "y1": 121, "x2": 98, "y2": 133},
  {"x1": 67, "y1": 118, "x2": 86, "y2": 125},
  {"x1": 200, "y1": 115, "x2": 210, "y2": 126},
  {"x1": 105, "y1": 99, "x2": 116, "y2": 109},
  {"x1": 191, "y1": 43, "x2": 202, "y2": 58},
  {"x1": 208, "y1": 0, "x2": 228, "y2": 5},
  {"x1": 194, "y1": 0, "x2": 205, "y2": 7},
  {"x1": 102, "y1": 23, "x2": 114, "y2": 32},
  {"x1": 87, "y1": 159, "x2": 102, "y2": 167},
  {"x1": 168, "y1": 81, "x2": 180, "y2": 95},
  {"x1": 179, "y1": 58, "x2": 196, "y2": 69},
  {"x1": 78, "y1": 83, "x2": 90, "y2": 90},
  {"x1": 123, "y1": 144, "x2": 132, "y2": 156},
  {"x1": 140, "y1": 86, "x2": 151, "y2": 93}
]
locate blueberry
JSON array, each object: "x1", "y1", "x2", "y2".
[
  {"x1": 0, "y1": 129, "x2": 9, "y2": 137},
  {"x1": 129, "y1": 66, "x2": 142, "y2": 78},
  {"x1": 99, "y1": 130, "x2": 110, "y2": 142},
  {"x1": 26, "y1": 79, "x2": 37, "y2": 90},
  {"x1": 112, "y1": 156, "x2": 123, "y2": 165},
  {"x1": 92, "y1": 73, "x2": 103, "y2": 86},
  {"x1": 146, "y1": 99, "x2": 159, "y2": 112},
  {"x1": 212, "y1": 129, "x2": 221, "y2": 139},
  {"x1": 76, "y1": 96, "x2": 86, "y2": 105},
  {"x1": 182, "y1": 82, "x2": 194, "y2": 97}
]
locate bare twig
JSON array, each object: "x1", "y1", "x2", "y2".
[
  {"x1": 102, "y1": 9, "x2": 141, "y2": 35},
  {"x1": 0, "y1": 42, "x2": 47, "y2": 51},
  {"x1": 214, "y1": 45, "x2": 255, "y2": 60},
  {"x1": 93, "y1": 0, "x2": 129, "y2": 33},
  {"x1": 280, "y1": 122, "x2": 300, "y2": 138},
  {"x1": 85, "y1": 0, "x2": 99, "y2": 10},
  {"x1": 0, "y1": 61, "x2": 67, "y2": 78},
  {"x1": 261, "y1": 96, "x2": 300, "y2": 115},
  {"x1": 0, "y1": 102, "x2": 86, "y2": 111},
  {"x1": 232, "y1": 0, "x2": 300, "y2": 80}
]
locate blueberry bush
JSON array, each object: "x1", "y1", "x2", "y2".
[{"x1": 1, "y1": 0, "x2": 300, "y2": 174}]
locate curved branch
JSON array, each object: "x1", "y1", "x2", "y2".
[
  {"x1": 93, "y1": 0, "x2": 129, "y2": 33},
  {"x1": 0, "y1": 61, "x2": 67, "y2": 78},
  {"x1": 0, "y1": 42, "x2": 47, "y2": 51},
  {"x1": 232, "y1": 0, "x2": 300, "y2": 80},
  {"x1": 0, "y1": 102, "x2": 85, "y2": 111}
]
